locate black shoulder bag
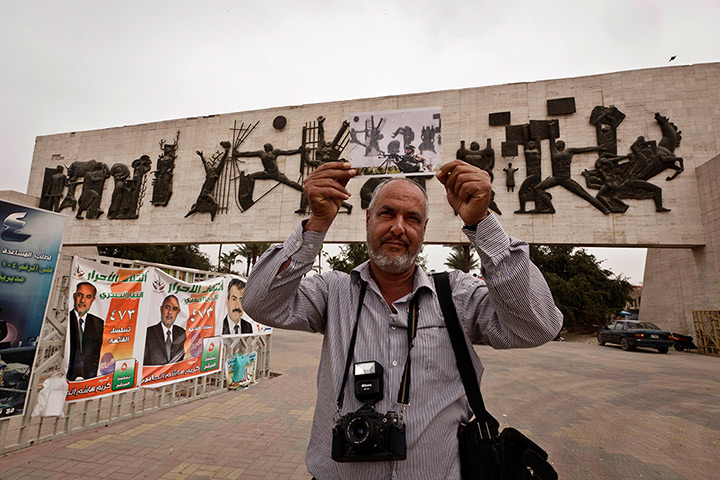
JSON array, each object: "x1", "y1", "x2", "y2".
[{"x1": 433, "y1": 272, "x2": 558, "y2": 480}]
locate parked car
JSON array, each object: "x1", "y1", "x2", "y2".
[{"x1": 597, "y1": 320, "x2": 674, "y2": 353}]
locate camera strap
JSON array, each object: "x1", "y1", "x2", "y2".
[
  {"x1": 336, "y1": 280, "x2": 420, "y2": 412},
  {"x1": 396, "y1": 294, "x2": 419, "y2": 407},
  {"x1": 337, "y1": 281, "x2": 368, "y2": 411}
]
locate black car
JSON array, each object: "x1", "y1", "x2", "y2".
[{"x1": 597, "y1": 320, "x2": 674, "y2": 353}]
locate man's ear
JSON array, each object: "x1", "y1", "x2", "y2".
[{"x1": 366, "y1": 208, "x2": 370, "y2": 226}]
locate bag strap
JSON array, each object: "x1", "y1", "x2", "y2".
[{"x1": 433, "y1": 271, "x2": 499, "y2": 439}]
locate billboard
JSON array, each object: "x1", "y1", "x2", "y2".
[{"x1": 0, "y1": 200, "x2": 66, "y2": 417}]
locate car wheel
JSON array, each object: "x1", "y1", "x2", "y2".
[
  {"x1": 597, "y1": 334, "x2": 606, "y2": 346},
  {"x1": 620, "y1": 338, "x2": 634, "y2": 351},
  {"x1": 658, "y1": 347, "x2": 669, "y2": 354},
  {"x1": 673, "y1": 343, "x2": 684, "y2": 352}
]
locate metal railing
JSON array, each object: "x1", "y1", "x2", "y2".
[{"x1": 0, "y1": 253, "x2": 272, "y2": 455}]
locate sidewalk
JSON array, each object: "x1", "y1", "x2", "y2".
[{"x1": 1, "y1": 329, "x2": 719, "y2": 479}]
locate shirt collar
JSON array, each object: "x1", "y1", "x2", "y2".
[{"x1": 351, "y1": 260, "x2": 436, "y2": 299}]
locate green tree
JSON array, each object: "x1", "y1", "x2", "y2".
[
  {"x1": 529, "y1": 246, "x2": 634, "y2": 331},
  {"x1": 218, "y1": 247, "x2": 241, "y2": 274},
  {"x1": 97, "y1": 244, "x2": 214, "y2": 271},
  {"x1": 326, "y1": 244, "x2": 369, "y2": 273},
  {"x1": 443, "y1": 244, "x2": 479, "y2": 273}
]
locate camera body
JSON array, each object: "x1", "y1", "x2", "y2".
[
  {"x1": 331, "y1": 404, "x2": 407, "y2": 462},
  {"x1": 331, "y1": 361, "x2": 407, "y2": 462}
]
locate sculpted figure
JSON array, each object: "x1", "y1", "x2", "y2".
[
  {"x1": 515, "y1": 140, "x2": 553, "y2": 214},
  {"x1": 185, "y1": 141, "x2": 231, "y2": 221},
  {"x1": 297, "y1": 116, "x2": 352, "y2": 214},
  {"x1": 533, "y1": 121, "x2": 610, "y2": 214},
  {"x1": 503, "y1": 162, "x2": 518, "y2": 192},
  {"x1": 41, "y1": 165, "x2": 67, "y2": 212},
  {"x1": 152, "y1": 133, "x2": 179, "y2": 207},
  {"x1": 108, "y1": 163, "x2": 131, "y2": 219},
  {"x1": 76, "y1": 162, "x2": 110, "y2": 219}
]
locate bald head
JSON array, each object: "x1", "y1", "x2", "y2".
[{"x1": 367, "y1": 178, "x2": 429, "y2": 221}]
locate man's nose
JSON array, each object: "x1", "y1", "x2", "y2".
[{"x1": 389, "y1": 217, "x2": 407, "y2": 236}]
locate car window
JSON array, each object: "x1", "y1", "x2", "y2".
[{"x1": 635, "y1": 322, "x2": 660, "y2": 330}]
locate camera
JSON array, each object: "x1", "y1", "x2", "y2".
[{"x1": 331, "y1": 361, "x2": 407, "y2": 462}]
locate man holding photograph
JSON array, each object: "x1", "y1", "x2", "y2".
[{"x1": 243, "y1": 159, "x2": 562, "y2": 478}]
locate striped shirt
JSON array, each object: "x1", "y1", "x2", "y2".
[{"x1": 243, "y1": 213, "x2": 563, "y2": 480}]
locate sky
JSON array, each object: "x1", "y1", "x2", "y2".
[{"x1": 2, "y1": 0, "x2": 718, "y2": 284}]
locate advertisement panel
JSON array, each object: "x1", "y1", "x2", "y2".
[{"x1": 0, "y1": 200, "x2": 66, "y2": 417}]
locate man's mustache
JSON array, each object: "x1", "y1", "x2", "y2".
[
  {"x1": 232, "y1": 308, "x2": 243, "y2": 313},
  {"x1": 381, "y1": 233, "x2": 410, "y2": 247}
]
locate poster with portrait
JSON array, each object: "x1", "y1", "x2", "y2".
[
  {"x1": 347, "y1": 107, "x2": 442, "y2": 176},
  {"x1": 140, "y1": 269, "x2": 225, "y2": 388},
  {"x1": 219, "y1": 275, "x2": 272, "y2": 336},
  {"x1": 0, "y1": 200, "x2": 66, "y2": 417},
  {"x1": 64, "y1": 257, "x2": 148, "y2": 402}
]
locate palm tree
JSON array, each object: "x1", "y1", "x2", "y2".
[
  {"x1": 444, "y1": 244, "x2": 479, "y2": 273},
  {"x1": 236, "y1": 243, "x2": 272, "y2": 276},
  {"x1": 218, "y1": 249, "x2": 241, "y2": 274}
]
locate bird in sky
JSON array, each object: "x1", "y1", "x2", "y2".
[{"x1": 669, "y1": 55, "x2": 677, "y2": 62}]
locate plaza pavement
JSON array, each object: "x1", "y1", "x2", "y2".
[{"x1": 1, "y1": 328, "x2": 719, "y2": 479}]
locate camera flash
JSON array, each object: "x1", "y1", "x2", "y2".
[{"x1": 354, "y1": 361, "x2": 377, "y2": 375}]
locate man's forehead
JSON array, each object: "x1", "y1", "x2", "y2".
[
  {"x1": 376, "y1": 181, "x2": 425, "y2": 206},
  {"x1": 76, "y1": 284, "x2": 94, "y2": 294},
  {"x1": 162, "y1": 297, "x2": 179, "y2": 307},
  {"x1": 228, "y1": 285, "x2": 244, "y2": 295},
  {"x1": 374, "y1": 191, "x2": 426, "y2": 218}
]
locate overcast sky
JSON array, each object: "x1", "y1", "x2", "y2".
[{"x1": 2, "y1": 0, "x2": 718, "y2": 283}]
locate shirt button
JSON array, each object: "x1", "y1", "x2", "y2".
[
  {"x1": 391, "y1": 326, "x2": 396, "y2": 330},
  {"x1": 392, "y1": 360, "x2": 398, "y2": 367}
]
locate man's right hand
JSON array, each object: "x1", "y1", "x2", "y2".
[{"x1": 303, "y1": 162, "x2": 356, "y2": 232}]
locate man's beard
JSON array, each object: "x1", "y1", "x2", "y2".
[{"x1": 367, "y1": 231, "x2": 422, "y2": 274}]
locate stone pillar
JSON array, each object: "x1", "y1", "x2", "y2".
[{"x1": 641, "y1": 154, "x2": 720, "y2": 334}]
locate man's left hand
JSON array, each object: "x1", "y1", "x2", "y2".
[{"x1": 436, "y1": 160, "x2": 491, "y2": 226}]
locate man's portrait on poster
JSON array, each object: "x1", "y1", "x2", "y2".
[
  {"x1": 67, "y1": 281, "x2": 104, "y2": 380},
  {"x1": 144, "y1": 294, "x2": 187, "y2": 366}
]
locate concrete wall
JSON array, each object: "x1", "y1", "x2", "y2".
[
  {"x1": 641, "y1": 154, "x2": 720, "y2": 334},
  {"x1": 26, "y1": 63, "x2": 720, "y2": 247}
]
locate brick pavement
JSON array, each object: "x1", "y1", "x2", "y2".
[{"x1": 1, "y1": 329, "x2": 719, "y2": 479}]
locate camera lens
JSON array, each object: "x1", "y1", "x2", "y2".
[{"x1": 345, "y1": 416, "x2": 376, "y2": 449}]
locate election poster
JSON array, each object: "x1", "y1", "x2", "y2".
[
  {"x1": 64, "y1": 257, "x2": 147, "y2": 402},
  {"x1": 0, "y1": 200, "x2": 66, "y2": 417},
  {"x1": 347, "y1": 107, "x2": 442, "y2": 176},
  {"x1": 139, "y1": 269, "x2": 224, "y2": 388},
  {"x1": 220, "y1": 275, "x2": 272, "y2": 336}
]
